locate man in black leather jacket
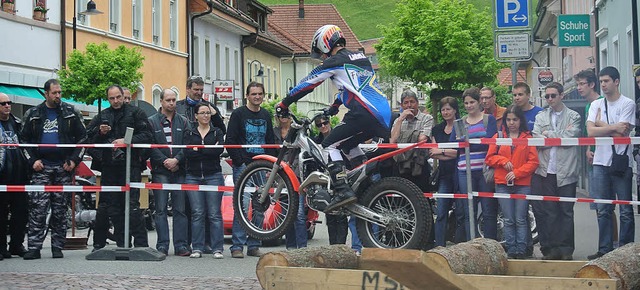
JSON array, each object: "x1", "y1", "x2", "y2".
[
  {"x1": 20, "y1": 79, "x2": 87, "y2": 259},
  {"x1": 86, "y1": 85, "x2": 153, "y2": 250}
]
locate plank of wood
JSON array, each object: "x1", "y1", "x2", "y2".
[
  {"x1": 506, "y1": 260, "x2": 587, "y2": 277},
  {"x1": 459, "y1": 274, "x2": 618, "y2": 290},
  {"x1": 263, "y1": 266, "x2": 408, "y2": 290},
  {"x1": 359, "y1": 248, "x2": 477, "y2": 290}
]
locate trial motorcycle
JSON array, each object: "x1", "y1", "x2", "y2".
[{"x1": 233, "y1": 112, "x2": 433, "y2": 249}]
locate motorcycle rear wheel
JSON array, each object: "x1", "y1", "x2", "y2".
[
  {"x1": 356, "y1": 177, "x2": 432, "y2": 249},
  {"x1": 233, "y1": 160, "x2": 298, "y2": 241}
]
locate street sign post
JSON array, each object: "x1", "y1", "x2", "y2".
[
  {"x1": 495, "y1": 31, "x2": 532, "y2": 62},
  {"x1": 557, "y1": 14, "x2": 591, "y2": 47},
  {"x1": 495, "y1": 0, "x2": 530, "y2": 30}
]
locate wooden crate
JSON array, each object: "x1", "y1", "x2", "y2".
[{"x1": 261, "y1": 248, "x2": 618, "y2": 290}]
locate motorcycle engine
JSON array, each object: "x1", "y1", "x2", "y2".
[{"x1": 305, "y1": 184, "x2": 331, "y2": 212}]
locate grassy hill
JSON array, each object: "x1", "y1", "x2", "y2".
[{"x1": 260, "y1": 0, "x2": 499, "y2": 40}]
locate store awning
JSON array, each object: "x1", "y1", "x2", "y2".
[{"x1": 0, "y1": 84, "x2": 109, "y2": 112}]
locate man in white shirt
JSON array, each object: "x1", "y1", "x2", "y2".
[{"x1": 586, "y1": 66, "x2": 636, "y2": 259}]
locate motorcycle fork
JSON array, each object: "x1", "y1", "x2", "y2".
[{"x1": 258, "y1": 148, "x2": 290, "y2": 204}]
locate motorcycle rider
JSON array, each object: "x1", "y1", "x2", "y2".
[{"x1": 276, "y1": 25, "x2": 391, "y2": 212}]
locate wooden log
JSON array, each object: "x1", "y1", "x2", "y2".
[
  {"x1": 427, "y1": 238, "x2": 508, "y2": 275},
  {"x1": 256, "y1": 245, "x2": 358, "y2": 289},
  {"x1": 575, "y1": 243, "x2": 640, "y2": 290}
]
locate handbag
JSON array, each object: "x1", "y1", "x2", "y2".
[
  {"x1": 605, "y1": 99, "x2": 629, "y2": 176},
  {"x1": 482, "y1": 131, "x2": 502, "y2": 184}
]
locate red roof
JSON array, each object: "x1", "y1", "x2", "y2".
[
  {"x1": 360, "y1": 38, "x2": 381, "y2": 55},
  {"x1": 268, "y1": 4, "x2": 364, "y2": 55},
  {"x1": 497, "y1": 68, "x2": 527, "y2": 86}
]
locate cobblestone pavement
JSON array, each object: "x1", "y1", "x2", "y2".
[{"x1": 0, "y1": 272, "x2": 262, "y2": 290}]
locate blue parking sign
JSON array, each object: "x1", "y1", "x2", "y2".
[{"x1": 495, "y1": 0, "x2": 529, "y2": 29}]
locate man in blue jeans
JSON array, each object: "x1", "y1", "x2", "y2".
[
  {"x1": 225, "y1": 82, "x2": 275, "y2": 258},
  {"x1": 586, "y1": 66, "x2": 636, "y2": 259},
  {"x1": 148, "y1": 89, "x2": 190, "y2": 256}
]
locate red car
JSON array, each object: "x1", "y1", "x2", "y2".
[{"x1": 221, "y1": 160, "x2": 320, "y2": 243}]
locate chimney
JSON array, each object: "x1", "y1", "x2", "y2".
[{"x1": 299, "y1": 0, "x2": 304, "y2": 18}]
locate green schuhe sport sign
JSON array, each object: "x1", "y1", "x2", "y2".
[{"x1": 558, "y1": 14, "x2": 591, "y2": 47}]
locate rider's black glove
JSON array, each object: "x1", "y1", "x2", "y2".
[
  {"x1": 323, "y1": 104, "x2": 339, "y2": 116},
  {"x1": 275, "y1": 102, "x2": 289, "y2": 117}
]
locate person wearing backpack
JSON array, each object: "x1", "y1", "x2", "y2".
[
  {"x1": 486, "y1": 105, "x2": 539, "y2": 259},
  {"x1": 450, "y1": 87, "x2": 497, "y2": 242}
]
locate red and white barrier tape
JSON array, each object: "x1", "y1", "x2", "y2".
[
  {"x1": 3, "y1": 137, "x2": 640, "y2": 149},
  {"x1": 130, "y1": 182, "x2": 235, "y2": 192},
  {"x1": 0, "y1": 185, "x2": 127, "y2": 192},
  {"x1": 423, "y1": 192, "x2": 640, "y2": 206}
]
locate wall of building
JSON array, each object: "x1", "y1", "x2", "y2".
[
  {"x1": 597, "y1": 0, "x2": 635, "y2": 96},
  {"x1": 193, "y1": 19, "x2": 245, "y2": 116},
  {"x1": 64, "y1": 0, "x2": 188, "y2": 108}
]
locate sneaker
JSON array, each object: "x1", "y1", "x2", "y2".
[
  {"x1": 175, "y1": 247, "x2": 191, "y2": 257},
  {"x1": 247, "y1": 248, "x2": 263, "y2": 257},
  {"x1": 189, "y1": 251, "x2": 202, "y2": 258},
  {"x1": 231, "y1": 250, "x2": 244, "y2": 259},
  {"x1": 51, "y1": 248, "x2": 64, "y2": 259},
  {"x1": 213, "y1": 252, "x2": 224, "y2": 259},
  {"x1": 0, "y1": 249, "x2": 11, "y2": 259},
  {"x1": 157, "y1": 247, "x2": 168, "y2": 255},
  {"x1": 9, "y1": 245, "x2": 26, "y2": 257},
  {"x1": 23, "y1": 250, "x2": 41, "y2": 260},
  {"x1": 588, "y1": 252, "x2": 605, "y2": 260}
]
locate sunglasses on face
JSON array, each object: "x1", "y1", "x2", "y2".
[
  {"x1": 0, "y1": 101, "x2": 12, "y2": 106},
  {"x1": 315, "y1": 121, "x2": 330, "y2": 127},
  {"x1": 544, "y1": 93, "x2": 558, "y2": 99}
]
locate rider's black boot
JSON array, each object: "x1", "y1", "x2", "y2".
[{"x1": 325, "y1": 161, "x2": 357, "y2": 212}]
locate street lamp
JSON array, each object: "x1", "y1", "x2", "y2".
[
  {"x1": 248, "y1": 59, "x2": 263, "y2": 82},
  {"x1": 73, "y1": 0, "x2": 103, "y2": 50},
  {"x1": 285, "y1": 78, "x2": 294, "y2": 91}
]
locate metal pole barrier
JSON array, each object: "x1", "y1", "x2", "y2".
[
  {"x1": 454, "y1": 119, "x2": 475, "y2": 239},
  {"x1": 123, "y1": 127, "x2": 134, "y2": 248}
]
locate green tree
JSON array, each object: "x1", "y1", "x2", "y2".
[
  {"x1": 376, "y1": 0, "x2": 504, "y2": 90},
  {"x1": 57, "y1": 43, "x2": 144, "y2": 105}
]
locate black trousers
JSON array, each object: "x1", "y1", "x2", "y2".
[
  {"x1": 0, "y1": 190, "x2": 28, "y2": 249},
  {"x1": 94, "y1": 166, "x2": 148, "y2": 248},
  {"x1": 531, "y1": 174, "x2": 576, "y2": 256},
  {"x1": 326, "y1": 214, "x2": 348, "y2": 245}
]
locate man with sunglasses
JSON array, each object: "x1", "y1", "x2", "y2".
[
  {"x1": 176, "y1": 76, "x2": 226, "y2": 134},
  {"x1": 0, "y1": 93, "x2": 29, "y2": 259},
  {"x1": 531, "y1": 82, "x2": 581, "y2": 260}
]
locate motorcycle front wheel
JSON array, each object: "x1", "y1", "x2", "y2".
[
  {"x1": 356, "y1": 177, "x2": 432, "y2": 249},
  {"x1": 233, "y1": 160, "x2": 298, "y2": 241}
]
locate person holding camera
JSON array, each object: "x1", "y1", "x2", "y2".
[
  {"x1": 485, "y1": 105, "x2": 539, "y2": 259},
  {"x1": 86, "y1": 85, "x2": 153, "y2": 251},
  {"x1": 20, "y1": 79, "x2": 87, "y2": 259}
]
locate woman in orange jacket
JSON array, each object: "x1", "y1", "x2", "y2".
[{"x1": 485, "y1": 105, "x2": 539, "y2": 259}]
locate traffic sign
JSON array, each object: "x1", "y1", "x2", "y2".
[
  {"x1": 537, "y1": 70, "x2": 554, "y2": 86},
  {"x1": 494, "y1": 31, "x2": 532, "y2": 62},
  {"x1": 495, "y1": 0, "x2": 530, "y2": 30},
  {"x1": 557, "y1": 14, "x2": 591, "y2": 47}
]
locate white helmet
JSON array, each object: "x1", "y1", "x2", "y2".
[{"x1": 311, "y1": 25, "x2": 346, "y2": 59}]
